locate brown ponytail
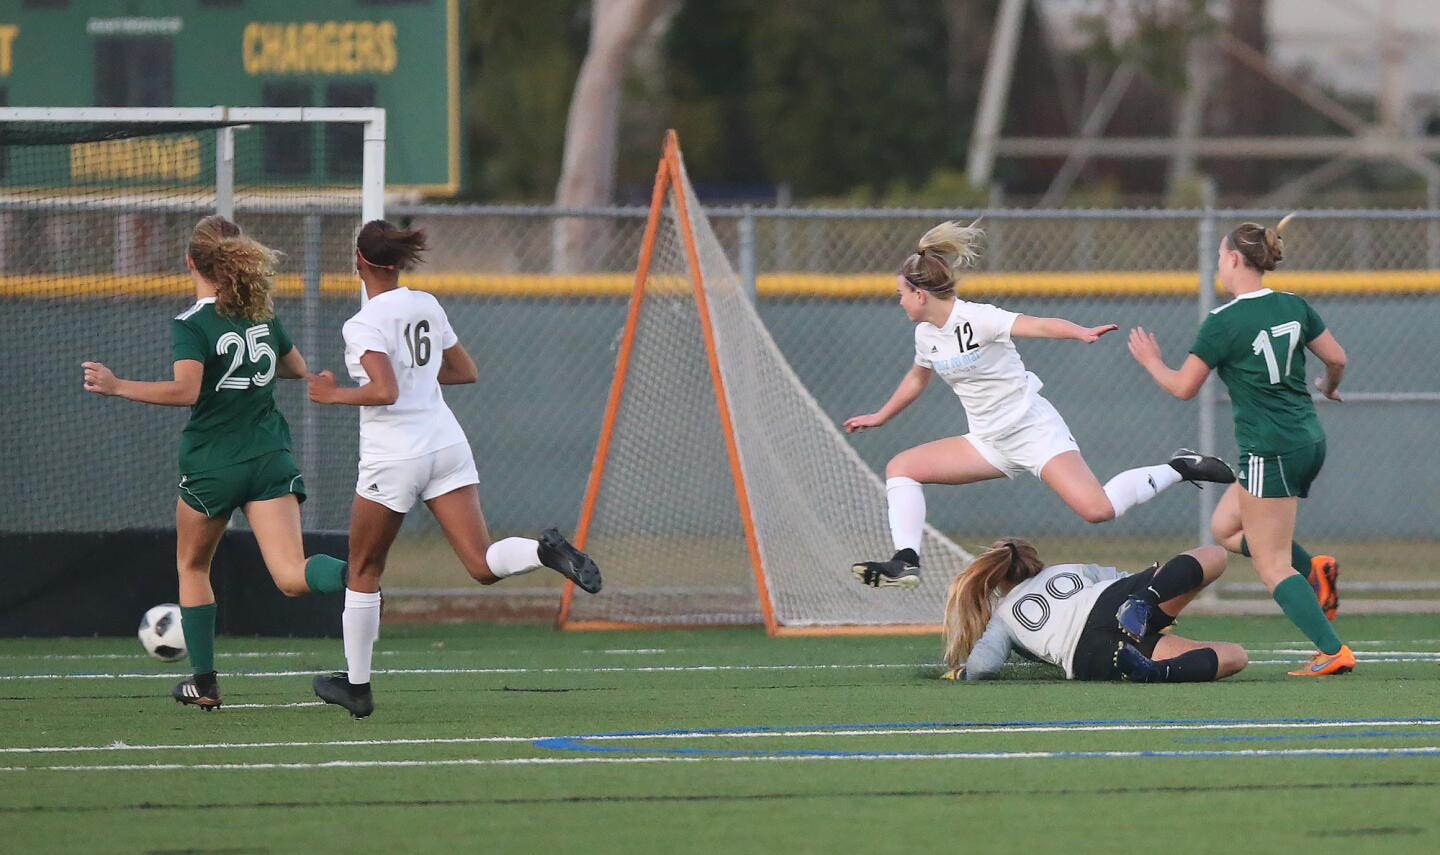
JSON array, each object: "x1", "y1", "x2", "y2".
[
  {"x1": 187, "y1": 215, "x2": 282, "y2": 323},
  {"x1": 356, "y1": 219, "x2": 427, "y2": 271},
  {"x1": 899, "y1": 219, "x2": 984, "y2": 298},
  {"x1": 1226, "y1": 213, "x2": 1295, "y2": 273},
  {"x1": 942, "y1": 537, "x2": 1044, "y2": 674}
]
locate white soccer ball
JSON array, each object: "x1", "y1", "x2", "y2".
[{"x1": 138, "y1": 604, "x2": 187, "y2": 662}]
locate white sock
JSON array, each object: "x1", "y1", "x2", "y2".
[
  {"x1": 486, "y1": 537, "x2": 543, "y2": 579},
  {"x1": 342, "y1": 588, "x2": 382, "y2": 685},
  {"x1": 885, "y1": 476, "x2": 925, "y2": 555},
  {"x1": 1103, "y1": 464, "x2": 1184, "y2": 518}
]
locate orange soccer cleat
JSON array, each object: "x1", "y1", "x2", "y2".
[
  {"x1": 1307, "y1": 555, "x2": 1340, "y2": 621},
  {"x1": 1287, "y1": 644, "x2": 1356, "y2": 677}
]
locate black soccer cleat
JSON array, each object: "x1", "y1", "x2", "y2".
[
  {"x1": 1114, "y1": 642, "x2": 1165, "y2": 683},
  {"x1": 1167, "y1": 448, "x2": 1236, "y2": 486},
  {"x1": 1116, "y1": 596, "x2": 1154, "y2": 644},
  {"x1": 852, "y1": 549, "x2": 921, "y2": 589},
  {"x1": 313, "y1": 673, "x2": 375, "y2": 719},
  {"x1": 172, "y1": 672, "x2": 222, "y2": 710},
  {"x1": 538, "y1": 528, "x2": 603, "y2": 594}
]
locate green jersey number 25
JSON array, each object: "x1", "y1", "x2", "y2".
[
  {"x1": 216, "y1": 325, "x2": 277, "y2": 390},
  {"x1": 1250, "y1": 321, "x2": 1302, "y2": 385}
]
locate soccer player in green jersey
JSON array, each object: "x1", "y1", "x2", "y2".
[
  {"x1": 1127, "y1": 215, "x2": 1354, "y2": 676},
  {"x1": 82, "y1": 215, "x2": 348, "y2": 708}
]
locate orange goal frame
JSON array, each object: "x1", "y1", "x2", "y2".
[{"x1": 555, "y1": 131, "x2": 940, "y2": 638}]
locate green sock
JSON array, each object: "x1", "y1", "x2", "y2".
[
  {"x1": 1291, "y1": 541, "x2": 1314, "y2": 573},
  {"x1": 1272, "y1": 574, "x2": 1343, "y2": 655},
  {"x1": 1239, "y1": 537, "x2": 1314, "y2": 573},
  {"x1": 180, "y1": 602, "x2": 217, "y2": 675},
  {"x1": 303, "y1": 554, "x2": 348, "y2": 594}
]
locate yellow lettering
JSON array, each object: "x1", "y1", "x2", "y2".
[
  {"x1": 242, "y1": 20, "x2": 396, "y2": 75},
  {"x1": 300, "y1": 22, "x2": 319, "y2": 71},
  {"x1": 336, "y1": 21, "x2": 357, "y2": 73},
  {"x1": 68, "y1": 137, "x2": 202, "y2": 183},
  {"x1": 0, "y1": 24, "x2": 18, "y2": 77},
  {"x1": 376, "y1": 21, "x2": 397, "y2": 74},
  {"x1": 242, "y1": 22, "x2": 261, "y2": 74},
  {"x1": 353, "y1": 21, "x2": 375, "y2": 71},
  {"x1": 317, "y1": 21, "x2": 338, "y2": 73},
  {"x1": 282, "y1": 22, "x2": 302, "y2": 73}
]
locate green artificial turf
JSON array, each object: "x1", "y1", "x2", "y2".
[{"x1": 2, "y1": 616, "x2": 1439, "y2": 854}]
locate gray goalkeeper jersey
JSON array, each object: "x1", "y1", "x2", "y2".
[{"x1": 963, "y1": 563, "x2": 1128, "y2": 680}]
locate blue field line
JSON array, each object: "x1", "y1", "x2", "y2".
[
  {"x1": 1180, "y1": 729, "x2": 1440, "y2": 743},
  {"x1": 534, "y1": 717, "x2": 1440, "y2": 759}
]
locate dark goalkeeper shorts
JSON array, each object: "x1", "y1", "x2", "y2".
[
  {"x1": 1070, "y1": 565, "x2": 1168, "y2": 681},
  {"x1": 178, "y1": 449, "x2": 307, "y2": 519}
]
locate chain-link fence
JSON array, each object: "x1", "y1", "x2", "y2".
[{"x1": 7, "y1": 198, "x2": 1437, "y2": 603}]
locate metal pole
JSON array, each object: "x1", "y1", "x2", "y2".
[
  {"x1": 987, "y1": 184, "x2": 1005, "y2": 269},
  {"x1": 739, "y1": 207, "x2": 757, "y2": 301},
  {"x1": 360, "y1": 113, "x2": 386, "y2": 305},
  {"x1": 967, "y1": 0, "x2": 1026, "y2": 187},
  {"x1": 301, "y1": 214, "x2": 322, "y2": 528},
  {"x1": 215, "y1": 126, "x2": 235, "y2": 219},
  {"x1": 1196, "y1": 179, "x2": 1219, "y2": 553},
  {"x1": 1427, "y1": 176, "x2": 1440, "y2": 270}
]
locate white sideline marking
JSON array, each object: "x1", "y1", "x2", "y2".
[
  {"x1": 5, "y1": 746, "x2": 1440, "y2": 773},
  {"x1": 600, "y1": 649, "x2": 669, "y2": 655},
  {"x1": 7, "y1": 651, "x2": 1440, "y2": 682},
  {"x1": 6, "y1": 718, "x2": 1436, "y2": 755},
  {"x1": 0, "y1": 651, "x2": 399, "y2": 662},
  {"x1": 224, "y1": 702, "x2": 326, "y2": 710},
  {"x1": 0, "y1": 663, "x2": 925, "y2": 681}
]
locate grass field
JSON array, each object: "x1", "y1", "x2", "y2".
[{"x1": 3, "y1": 617, "x2": 1440, "y2": 854}]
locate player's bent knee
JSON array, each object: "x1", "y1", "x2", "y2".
[
  {"x1": 1079, "y1": 502, "x2": 1116, "y2": 524},
  {"x1": 1216, "y1": 644, "x2": 1248, "y2": 677},
  {"x1": 275, "y1": 578, "x2": 308, "y2": 598},
  {"x1": 884, "y1": 457, "x2": 911, "y2": 480}
]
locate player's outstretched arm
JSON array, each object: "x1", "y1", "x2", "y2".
[
  {"x1": 1012, "y1": 315, "x2": 1118, "y2": 343},
  {"x1": 1307, "y1": 330, "x2": 1347, "y2": 402},
  {"x1": 307, "y1": 351, "x2": 399, "y2": 407},
  {"x1": 275, "y1": 346, "x2": 307, "y2": 379},
  {"x1": 82, "y1": 359, "x2": 201, "y2": 407},
  {"x1": 437, "y1": 343, "x2": 478, "y2": 385},
  {"x1": 843, "y1": 363, "x2": 931, "y2": 433},
  {"x1": 1128, "y1": 327, "x2": 1210, "y2": 400}
]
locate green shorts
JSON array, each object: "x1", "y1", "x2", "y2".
[
  {"x1": 178, "y1": 449, "x2": 307, "y2": 519},
  {"x1": 1237, "y1": 440, "x2": 1326, "y2": 499}
]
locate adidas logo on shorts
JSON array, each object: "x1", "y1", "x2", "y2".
[
  {"x1": 366, "y1": 483, "x2": 380, "y2": 493},
  {"x1": 931, "y1": 345, "x2": 938, "y2": 352}
]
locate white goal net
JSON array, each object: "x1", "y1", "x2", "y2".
[{"x1": 561, "y1": 136, "x2": 974, "y2": 633}]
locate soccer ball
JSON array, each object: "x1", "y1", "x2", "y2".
[{"x1": 138, "y1": 604, "x2": 187, "y2": 662}]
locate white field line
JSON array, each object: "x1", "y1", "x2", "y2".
[
  {"x1": 223, "y1": 702, "x2": 326, "y2": 710},
  {"x1": 6, "y1": 718, "x2": 1438, "y2": 756},
  {"x1": 7, "y1": 650, "x2": 1440, "y2": 682},
  {"x1": 5, "y1": 745, "x2": 1440, "y2": 773},
  {"x1": 0, "y1": 663, "x2": 926, "y2": 681},
  {"x1": 0, "y1": 651, "x2": 399, "y2": 662}
]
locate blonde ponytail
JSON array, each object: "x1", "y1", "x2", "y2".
[
  {"x1": 941, "y1": 537, "x2": 1044, "y2": 675},
  {"x1": 901, "y1": 218, "x2": 984, "y2": 297},
  {"x1": 188, "y1": 215, "x2": 283, "y2": 323}
]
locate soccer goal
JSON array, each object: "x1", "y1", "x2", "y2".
[
  {"x1": 0, "y1": 108, "x2": 383, "y2": 630},
  {"x1": 557, "y1": 132, "x2": 975, "y2": 635}
]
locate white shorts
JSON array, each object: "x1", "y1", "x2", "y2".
[
  {"x1": 964, "y1": 395, "x2": 1080, "y2": 480},
  {"x1": 355, "y1": 441, "x2": 480, "y2": 513}
]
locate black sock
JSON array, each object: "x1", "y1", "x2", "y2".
[
  {"x1": 1135, "y1": 554, "x2": 1204, "y2": 605},
  {"x1": 1156, "y1": 648, "x2": 1220, "y2": 683},
  {"x1": 194, "y1": 671, "x2": 219, "y2": 693},
  {"x1": 892, "y1": 548, "x2": 919, "y2": 566}
]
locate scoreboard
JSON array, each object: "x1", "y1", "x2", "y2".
[{"x1": 0, "y1": 0, "x2": 458, "y2": 195}]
